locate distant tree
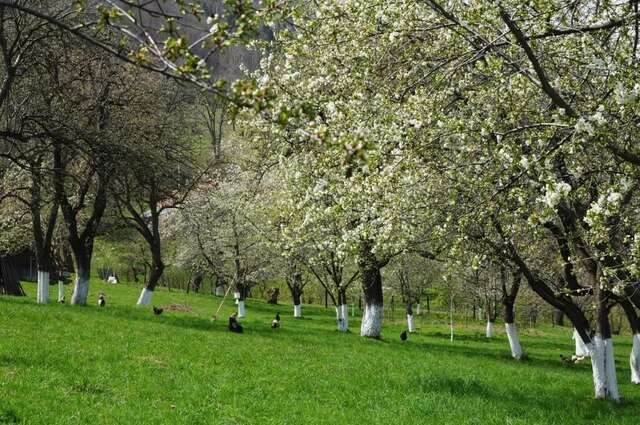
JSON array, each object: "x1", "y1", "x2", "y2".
[{"x1": 111, "y1": 77, "x2": 203, "y2": 306}]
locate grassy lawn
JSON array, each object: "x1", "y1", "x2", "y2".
[{"x1": 1, "y1": 281, "x2": 638, "y2": 424}]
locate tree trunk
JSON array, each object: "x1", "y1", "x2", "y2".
[
  {"x1": 503, "y1": 299, "x2": 522, "y2": 360},
  {"x1": 407, "y1": 314, "x2": 415, "y2": 333},
  {"x1": 36, "y1": 270, "x2": 49, "y2": 304},
  {"x1": 0, "y1": 257, "x2": 25, "y2": 296},
  {"x1": 616, "y1": 298, "x2": 640, "y2": 384},
  {"x1": 406, "y1": 303, "x2": 415, "y2": 333},
  {"x1": 71, "y1": 267, "x2": 90, "y2": 305},
  {"x1": 502, "y1": 271, "x2": 522, "y2": 359},
  {"x1": 57, "y1": 280, "x2": 64, "y2": 302},
  {"x1": 485, "y1": 320, "x2": 494, "y2": 338},
  {"x1": 335, "y1": 306, "x2": 347, "y2": 331},
  {"x1": 287, "y1": 270, "x2": 303, "y2": 317},
  {"x1": 137, "y1": 261, "x2": 164, "y2": 306},
  {"x1": 485, "y1": 297, "x2": 496, "y2": 338},
  {"x1": 505, "y1": 323, "x2": 523, "y2": 359},
  {"x1": 267, "y1": 287, "x2": 280, "y2": 304},
  {"x1": 553, "y1": 309, "x2": 565, "y2": 326},
  {"x1": 70, "y1": 251, "x2": 91, "y2": 305},
  {"x1": 573, "y1": 328, "x2": 590, "y2": 358},
  {"x1": 590, "y1": 271, "x2": 619, "y2": 401},
  {"x1": 358, "y1": 243, "x2": 383, "y2": 338},
  {"x1": 335, "y1": 289, "x2": 348, "y2": 331},
  {"x1": 632, "y1": 334, "x2": 640, "y2": 385}
]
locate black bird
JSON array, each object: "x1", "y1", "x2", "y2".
[
  {"x1": 275, "y1": 312, "x2": 281, "y2": 321},
  {"x1": 229, "y1": 313, "x2": 243, "y2": 333},
  {"x1": 97, "y1": 293, "x2": 106, "y2": 307},
  {"x1": 153, "y1": 306, "x2": 164, "y2": 315},
  {"x1": 400, "y1": 330, "x2": 408, "y2": 341},
  {"x1": 271, "y1": 319, "x2": 280, "y2": 329}
]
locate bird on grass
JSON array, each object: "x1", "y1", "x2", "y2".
[
  {"x1": 400, "y1": 330, "x2": 407, "y2": 341},
  {"x1": 229, "y1": 313, "x2": 243, "y2": 333},
  {"x1": 97, "y1": 293, "x2": 106, "y2": 307},
  {"x1": 153, "y1": 306, "x2": 163, "y2": 315},
  {"x1": 560, "y1": 354, "x2": 585, "y2": 365},
  {"x1": 271, "y1": 313, "x2": 280, "y2": 329}
]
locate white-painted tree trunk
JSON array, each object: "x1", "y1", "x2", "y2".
[
  {"x1": 36, "y1": 270, "x2": 49, "y2": 304},
  {"x1": 57, "y1": 281, "x2": 64, "y2": 302},
  {"x1": 293, "y1": 304, "x2": 302, "y2": 318},
  {"x1": 590, "y1": 337, "x2": 607, "y2": 399},
  {"x1": 485, "y1": 320, "x2": 494, "y2": 338},
  {"x1": 335, "y1": 305, "x2": 349, "y2": 331},
  {"x1": 416, "y1": 303, "x2": 421, "y2": 315},
  {"x1": 237, "y1": 300, "x2": 245, "y2": 318},
  {"x1": 604, "y1": 338, "x2": 620, "y2": 401},
  {"x1": 137, "y1": 287, "x2": 154, "y2": 305},
  {"x1": 70, "y1": 271, "x2": 89, "y2": 305},
  {"x1": 449, "y1": 296, "x2": 454, "y2": 342},
  {"x1": 234, "y1": 291, "x2": 240, "y2": 304},
  {"x1": 573, "y1": 328, "x2": 590, "y2": 357},
  {"x1": 590, "y1": 336, "x2": 620, "y2": 401},
  {"x1": 631, "y1": 334, "x2": 640, "y2": 384},
  {"x1": 341, "y1": 304, "x2": 349, "y2": 330},
  {"x1": 407, "y1": 314, "x2": 415, "y2": 333},
  {"x1": 215, "y1": 285, "x2": 225, "y2": 296},
  {"x1": 360, "y1": 303, "x2": 383, "y2": 337},
  {"x1": 505, "y1": 323, "x2": 523, "y2": 360}
]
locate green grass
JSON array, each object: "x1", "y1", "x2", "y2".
[{"x1": 1, "y1": 281, "x2": 638, "y2": 424}]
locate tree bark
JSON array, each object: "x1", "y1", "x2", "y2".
[
  {"x1": 335, "y1": 288, "x2": 348, "y2": 331},
  {"x1": 358, "y1": 242, "x2": 384, "y2": 338},
  {"x1": 137, "y1": 248, "x2": 164, "y2": 305},
  {"x1": 632, "y1": 334, "x2": 640, "y2": 385},
  {"x1": 553, "y1": 309, "x2": 565, "y2": 326},
  {"x1": 0, "y1": 257, "x2": 25, "y2": 296},
  {"x1": 502, "y1": 270, "x2": 522, "y2": 359},
  {"x1": 36, "y1": 270, "x2": 49, "y2": 304},
  {"x1": 573, "y1": 328, "x2": 590, "y2": 358},
  {"x1": 615, "y1": 297, "x2": 640, "y2": 384},
  {"x1": 289, "y1": 271, "x2": 303, "y2": 318},
  {"x1": 590, "y1": 269, "x2": 619, "y2": 401},
  {"x1": 485, "y1": 320, "x2": 494, "y2": 338},
  {"x1": 70, "y1": 253, "x2": 91, "y2": 305}
]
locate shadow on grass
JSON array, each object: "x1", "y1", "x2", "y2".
[
  {"x1": 399, "y1": 332, "x2": 603, "y2": 377},
  {"x1": 0, "y1": 295, "x2": 355, "y2": 349},
  {"x1": 411, "y1": 372, "x2": 633, "y2": 421}
]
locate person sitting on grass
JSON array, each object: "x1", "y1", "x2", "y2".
[{"x1": 229, "y1": 313, "x2": 243, "y2": 333}]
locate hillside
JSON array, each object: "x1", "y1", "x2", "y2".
[{"x1": 1, "y1": 282, "x2": 638, "y2": 424}]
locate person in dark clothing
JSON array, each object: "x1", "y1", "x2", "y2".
[{"x1": 229, "y1": 313, "x2": 243, "y2": 333}]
